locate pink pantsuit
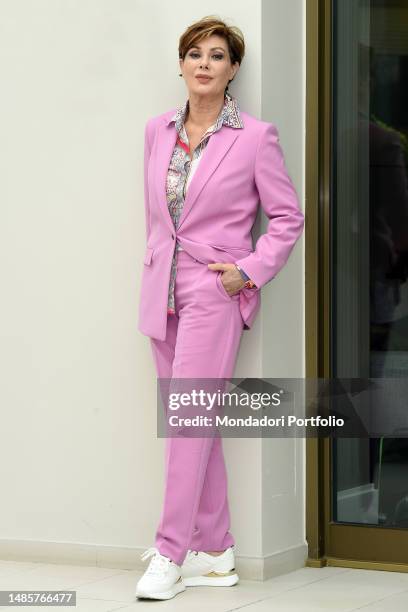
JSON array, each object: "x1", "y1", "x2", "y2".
[{"x1": 138, "y1": 94, "x2": 304, "y2": 565}]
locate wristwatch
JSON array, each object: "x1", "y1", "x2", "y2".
[{"x1": 235, "y1": 264, "x2": 257, "y2": 289}]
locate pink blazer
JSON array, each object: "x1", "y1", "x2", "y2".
[{"x1": 138, "y1": 107, "x2": 305, "y2": 341}]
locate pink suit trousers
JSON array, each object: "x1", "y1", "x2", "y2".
[{"x1": 149, "y1": 249, "x2": 244, "y2": 566}]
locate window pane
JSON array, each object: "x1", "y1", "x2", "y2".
[{"x1": 332, "y1": 0, "x2": 408, "y2": 527}]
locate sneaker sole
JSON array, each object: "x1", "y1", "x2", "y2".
[
  {"x1": 183, "y1": 572, "x2": 239, "y2": 587},
  {"x1": 135, "y1": 577, "x2": 186, "y2": 599}
]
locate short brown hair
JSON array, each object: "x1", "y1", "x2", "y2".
[{"x1": 178, "y1": 15, "x2": 245, "y2": 90}]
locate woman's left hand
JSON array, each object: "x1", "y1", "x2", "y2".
[{"x1": 207, "y1": 262, "x2": 246, "y2": 296}]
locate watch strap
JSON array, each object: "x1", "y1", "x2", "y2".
[{"x1": 235, "y1": 264, "x2": 256, "y2": 289}]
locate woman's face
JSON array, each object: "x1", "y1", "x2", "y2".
[{"x1": 179, "y1": 34, "x2": 239, "y2": 100}]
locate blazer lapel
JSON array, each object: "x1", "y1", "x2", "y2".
[
  {"x1": 177, "y1": 127, "x2": 239, "y2": 230},
  {"x1": 154, "y1": 117, "x2": 239, "y2": 233},
  {"x1": 154, "y1": 120, "x2": 179, "y2": 233}
]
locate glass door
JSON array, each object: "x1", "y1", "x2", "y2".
[{"x1": 327, "y1": 0, "x2": 408, "y2": 563}]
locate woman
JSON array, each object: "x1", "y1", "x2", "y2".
[{"x1": 136, "y1": 15, "x2": 305, "y2": 600}]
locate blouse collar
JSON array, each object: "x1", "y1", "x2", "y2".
[{"x1": 168, "y1": 91, "x2": 244, "y2": 133}]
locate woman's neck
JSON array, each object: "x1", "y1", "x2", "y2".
[{"x1": 186, "y1": 93, "x2": 225, "y2": 129}]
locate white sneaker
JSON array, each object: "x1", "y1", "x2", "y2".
[
  {"x1": 181, "y1": 545, "x2": 239, "y2": 586},
  {"x1": 135, "y1": 547, "x2": 186, "y2": 599}
]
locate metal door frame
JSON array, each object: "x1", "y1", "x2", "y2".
[{"x1": 305, "y1": 0, "x2": 408, "y2": 572}]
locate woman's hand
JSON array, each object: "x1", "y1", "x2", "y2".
[{"x1": 207, "y1": 262, "x2": 246, "y2": 296}]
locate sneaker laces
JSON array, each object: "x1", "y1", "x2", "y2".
[{"x1": 140, "y1": 547, "x2": 171, "y2": 576}]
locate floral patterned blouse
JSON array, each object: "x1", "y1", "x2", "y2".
[{"x1": 165, "y1": 91, "x2": 244, "y2": 314}]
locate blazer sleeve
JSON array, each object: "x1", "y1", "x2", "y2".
[
  {"x1": 234, "y1": 122, "x2": 305, "y2": 290},
  {"x1": 143, "y1": 119, "x2": 153, "y2": 242}
]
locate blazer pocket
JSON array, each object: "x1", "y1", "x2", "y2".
[{"x1": 143, "y1": 247, "x2": 154, "y2": 265}]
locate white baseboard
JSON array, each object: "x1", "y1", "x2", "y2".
[
  {"x1": 0, "y1": 540, "x2": 308, "y2": 581},
  {"x1": 236, "y1": 543, "x2": 308, "y2": 580}
]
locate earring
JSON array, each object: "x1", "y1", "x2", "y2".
[{"x1": 179, "y1": 73, "x2": 182, "y2": 76}]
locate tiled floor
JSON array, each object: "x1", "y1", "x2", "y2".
[{"x1": 0, "y1": 560, "x2": 408, "y2": 611}]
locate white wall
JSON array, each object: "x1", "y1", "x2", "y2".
[
  {"x1": 0, "y1": 0, "x2": 306, "y2": 577},
  {"x1": 259, "y1": 0, "x2": 307, "y2": 569}
]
